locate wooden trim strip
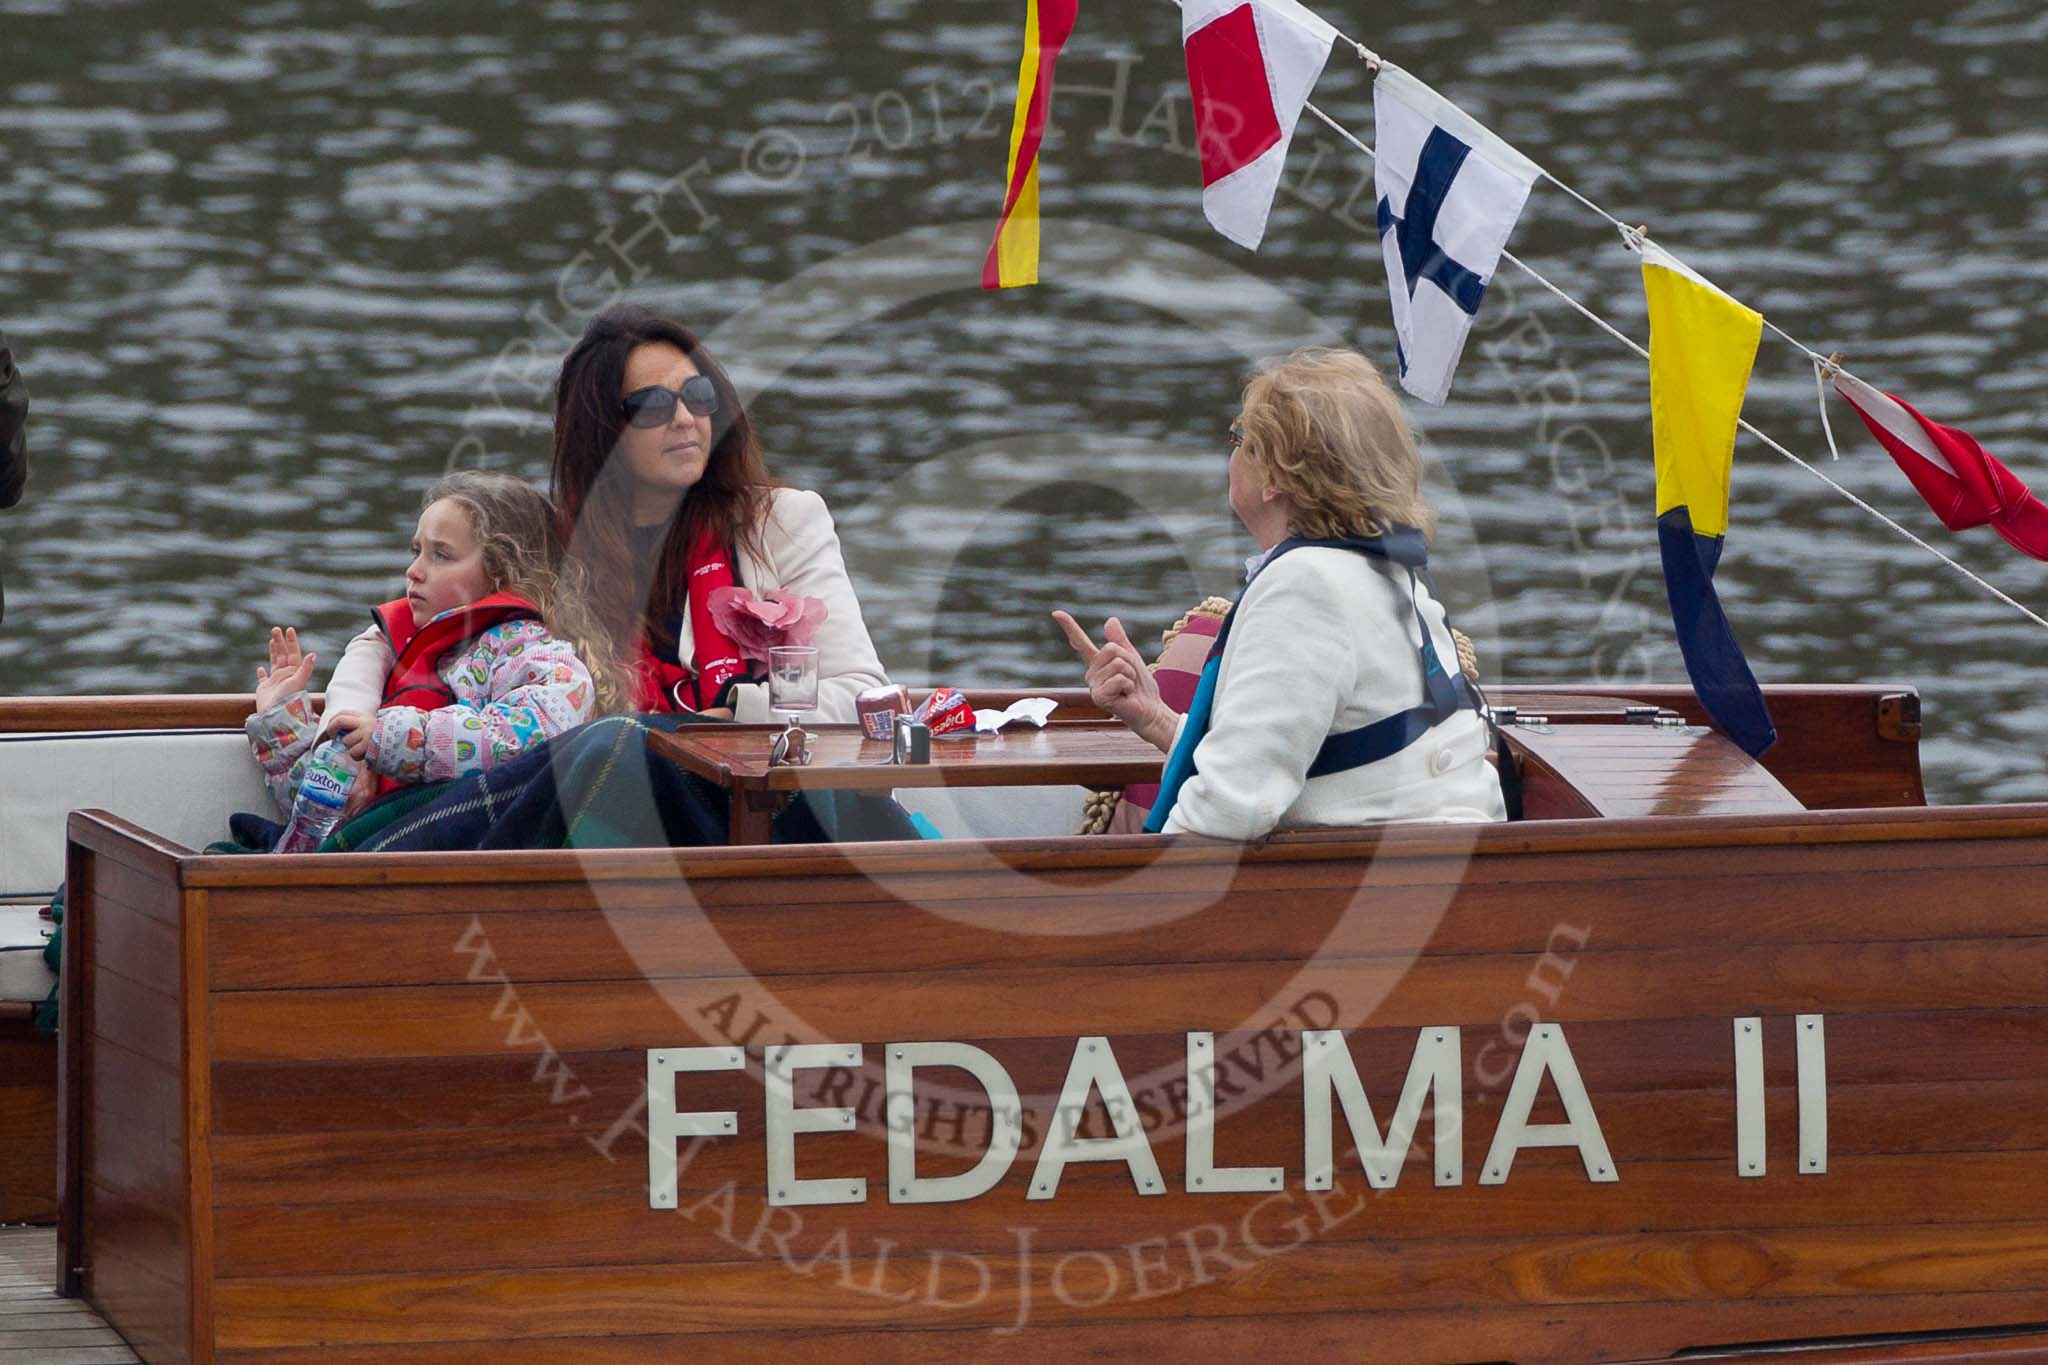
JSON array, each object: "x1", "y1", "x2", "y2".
[
  {"x1": 204, "y1": 875, "x2": 2048, "y2": 991},
  {"x1": 203, "y1": 1232, "x2": 2048, "y2": 1348},
  {"x1": 198, "y1": 1298, "x2": 2048, "y2": 1365},
  {"x1": 1622, "y1": 1328, "x2": 2048, "y2": 1363},
  {"x1": 196, "y1": 897, "x2": 2048, "y2": 994},
  {"x1": 175, "y1": 803, "x2": 2048, "y2": 889},
  {"x1": 198, "y1": 1094, "x2": 2048, "y2": 1221},
  {"x1": 183, "y1": 887, "x2": 216, "y2": 1361},
  {"x1": 199, "y1": 1220, "x2": 2048, "y2": 1314},
  {"x1": 0, "y1": 683, "x2": 1916, "y2": 735},
  {"x1": 54, "y1": 838, "x2": 90, "y2": 1299},
  {"x1": 186, "y1": 835, "x2": 2048, "y2": 919},
  {"x1": 65, "y1": 812, "x2": 193, "y2": 887},
  {"x1": 201, "y1": 938, "x2": 2048, "y2": 1060},
  {"x1": 0, "y1": 694, "x2": 261, "y2": 733}
]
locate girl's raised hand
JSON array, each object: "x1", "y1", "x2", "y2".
[{"x1": 253, "y1": 627, "x2": 317, "y2": 714}]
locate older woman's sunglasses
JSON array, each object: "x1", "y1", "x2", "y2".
[{"x1": 621, "y1": 374, "x2": 719, "y2": 428}]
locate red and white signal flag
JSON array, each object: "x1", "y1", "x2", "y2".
[
  {"x1": 1834, "y1": 373, "x2": 2048, "y2": 562},
  {"x1": 1181, "y1": 0, "x2": 1338, "y2": 251}
]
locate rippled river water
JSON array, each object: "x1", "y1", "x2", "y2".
[{"x1": 1, "y1": 0, "x2": 2042, "y2": 802}]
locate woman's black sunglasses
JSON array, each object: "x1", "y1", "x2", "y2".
[{"x1": 621, "y1": 374, "x2": 719, "y2": 428}]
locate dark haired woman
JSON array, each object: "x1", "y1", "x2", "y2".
[{"x1": 550, "y1": 304, "x2": 889, "y2": 722}]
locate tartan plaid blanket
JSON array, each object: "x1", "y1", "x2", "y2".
[{"x1": 327, "y1": 713, "x2": 918, "y2": 852}]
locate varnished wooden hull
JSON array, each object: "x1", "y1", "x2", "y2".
[
  {"x1": 53, "y1": 796, "x2": 2048, "y2": 1363},
  {"x1": 25, "y1": 682, "x2": 2048, "y2": 1362},
  {"x1": 0, "y1": 1016, "x2": 57, "y2": 1224}
]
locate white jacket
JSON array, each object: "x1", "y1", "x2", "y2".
[
  {"x1": 320, "y1": 487, "x2": 888, "y2": 728},
  {"x1": 1163, "y1": 545, "x2": 1507, "y2": 841},
  {"x1": 680, "y1": 487, "x2": 889, "y2": 724},
  {"x1": 320, "y1": 626, "x2": 395, "y2": 738}
]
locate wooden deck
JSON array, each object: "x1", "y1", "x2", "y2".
[{"x1": 0, "y1": 1226, "x2": 134, "y2": 1363}]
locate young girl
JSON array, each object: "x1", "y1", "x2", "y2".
[{"x1": 246, "y1": 471, "x2": 624, "y2": 816}]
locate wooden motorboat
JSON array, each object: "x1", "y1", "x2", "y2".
[{"x1": 11, "y1": 683, "x2": 2048, "y2": 1363}]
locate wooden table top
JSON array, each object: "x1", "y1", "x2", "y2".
[{"x1": 649, "y1": 722, "x2": 1166, "y2": 795}]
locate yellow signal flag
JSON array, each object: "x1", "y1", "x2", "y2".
[{"x1": 1642, "y1": 241, "x2": 1764, "y2": 539}]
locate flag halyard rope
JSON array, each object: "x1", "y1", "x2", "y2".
[
  {"x1": 1150, "y1": 0, "x2": 2042, "y2": 628},
  {"x1": 1297, "y1": 96, "x2": 2048, "y2": 632},
  {"x1": 1322, "y1": 36, "x2": 1874, "y2": 392}
]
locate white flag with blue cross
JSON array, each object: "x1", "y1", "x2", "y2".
[{"x1": 1373, "y1": 64, "x2": 1540, "y2": 406}]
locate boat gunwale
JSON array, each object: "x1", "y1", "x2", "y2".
[
  {"x1": 63, "y1": 801, "x2": 2048, "y2": 893},
  {"x1": 0, "y1": 682, "x2": 1923, "y2": 734}
]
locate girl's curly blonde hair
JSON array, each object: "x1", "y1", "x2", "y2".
[
  {"x1": 1237, "y1": 348, "x2": 1437, "y2": 543},
  {"x1": 422, "y1": 470, "x2": 629, "y2": 715}
]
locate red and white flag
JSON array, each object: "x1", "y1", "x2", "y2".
[
  {"x1": 1182, "y1": 0, "x2": 1337, "y2": 251},
  {"x1": 1834, "y1": 373, "x2": 2048, "y2": 561}
]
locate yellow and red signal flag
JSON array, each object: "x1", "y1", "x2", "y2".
[{"x1": 983, "y1": 0, "x2": 1080, "y2": 290}]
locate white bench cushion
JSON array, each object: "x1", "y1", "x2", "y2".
[
  {"x1": 894, "y1": 785, "x2": 1085, "y2": 841},
  {"x1": 0, "y1": 731, "x2": 276, "y2": 903},
  {"x1": 0, "y1": 728, "x2": 1087, "y2": 908},
  {"x1": 0, "y1": 726, "x2": 1087, "y2": 999},
  {"x1": 1, "y1": 905, "x2": 55, "y2": 1003}
]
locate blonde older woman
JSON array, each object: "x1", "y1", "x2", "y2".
[{"x1": 1056, "y1": 349, "x2": 1506, "y2": 840}]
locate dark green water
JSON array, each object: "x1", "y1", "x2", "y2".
[{"x1": 1, "y1": 0, "x2": 2043, "y2": 801}]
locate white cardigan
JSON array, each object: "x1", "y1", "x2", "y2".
[
  {"x1": 321, "y1": 487, "x2": 888, "y2": 728},
  {"x1": 1162, "y1": 545, "x2": 1507, "y2": 841},
  {"x1": 682, "y1": 487, "x2": 889, "y2": 724}
]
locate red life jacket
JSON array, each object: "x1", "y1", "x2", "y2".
[
  {"x1": 372, "y1": 591, "x2": 546, "y2": 711},
  {"x1": 364, "y1": 591, "x2": 545, "y2": 796},
  {"x1": 632, "y1": 641, "x2": 696, "y2": 714},
  {"x1": 630, "y1": 530, "x2": 747, "y2": 713}
]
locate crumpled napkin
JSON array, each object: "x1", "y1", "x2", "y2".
[{"x1": 972, "y1": 697, "x2": 1059, "y2": 734}]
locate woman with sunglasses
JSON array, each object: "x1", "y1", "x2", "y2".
[
  {"x1": 1055, "y1": 348, "x2": 1505, "y2": 840},
  {"x1": 549, "y1": 304, "x2": 889, "y2": 721}
]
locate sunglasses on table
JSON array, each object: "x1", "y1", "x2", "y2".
[{"x1": 621, "y1": 374, "x2": 720, "y2": 428}]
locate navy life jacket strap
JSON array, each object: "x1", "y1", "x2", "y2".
[
  {"x1": 1307, "y1": 671, "x2": 1480, "y2": 777},
  {"x1": 1302, "y1": 558, "x2": 1481, "y2": 781}
]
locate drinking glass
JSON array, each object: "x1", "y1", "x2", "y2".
[{"x1": 768, "y1": 646, "x2": 819, "y2": 765}]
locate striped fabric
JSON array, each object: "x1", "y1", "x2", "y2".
[
  {"x1": 983, "y1": 0, "x2": 1079, "y2": 290},
  {"x1": 1107, "y1": 612, "x2": 1223, "y2": 831}
]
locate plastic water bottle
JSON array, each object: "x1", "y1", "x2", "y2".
[{"x1": 274, "y1": 738, "x2": 361, "y2": 853}]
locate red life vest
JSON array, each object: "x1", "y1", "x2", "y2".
[
  {"x1": 363, "y1": 591, "x2": 545, "y2": 797},
  {"x1": 630, "y1": 530, "x2": 747, "y2": 713},
  {"x1": 632, "y1": 641, "x2": 696, "y2": 714},
  {"x1": 372, "y1": 591, "x2": 546, "y2": 711}
]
